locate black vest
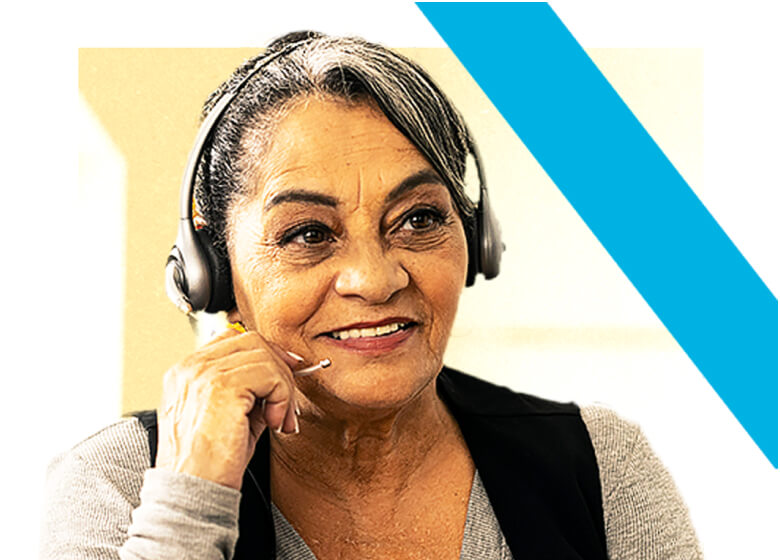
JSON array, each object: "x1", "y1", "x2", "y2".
[{"x1": 134, "y1": 367, "x2": 607, "y2": 559}]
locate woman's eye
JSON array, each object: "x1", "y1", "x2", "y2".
[
  {"x1": 300, "y1": 228, "x2": 327, "y2": 244},
  {"x1": 401, "y1": 208, "x2": 444, "y2": 231},
  {"x1": 280, "y1": 223, "x2": 333, "y2": 247}
]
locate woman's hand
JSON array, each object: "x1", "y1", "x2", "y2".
[{"x1": 155, "y1": 329, "x2": 300, "y2": 490}]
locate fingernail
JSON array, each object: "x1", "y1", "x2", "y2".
[
  {"x1": 294, "y1": 402, "x2": 301, "y2": 416},
  {"x1": 294, "y1": 415, "x2": 300, "y2": 434},
  {"x1": 275, "y1": 424, "x2": 284, "y2": 434},
  {"x1": 261, "y1": 399, "x2": 266, "y2": 414},
  {"x1": 286, "y1": 351, "x2": 305, "y2": 362}
]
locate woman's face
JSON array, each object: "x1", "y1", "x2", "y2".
[{"x1": 228, "y1": 97, "x2": 468, "y2": 411}]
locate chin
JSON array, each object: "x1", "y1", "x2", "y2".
[{"x1": 302, "y1": 356, "x2": 441, "y2": 414}]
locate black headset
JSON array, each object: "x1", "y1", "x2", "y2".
[{"x1": 166, "y1": 41, "x2": 504, "y2": 315}]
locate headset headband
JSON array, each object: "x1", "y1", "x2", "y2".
[
  {"x1": 166, "y1": 40, "x2": 503, "y2": 315},
  {"x1": 167, "y1": 43, "x2": 312, "y2": 314}
]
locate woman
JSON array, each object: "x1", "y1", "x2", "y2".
[{"x1": 43, "y1": 32, "x2": 701, "y2": 559}]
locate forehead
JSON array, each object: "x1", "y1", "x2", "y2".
[{"x1": 252, "y1": 97, "x2": 435, "y2": 207}]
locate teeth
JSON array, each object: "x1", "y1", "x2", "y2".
[{"x1": 331, "y1": 322, "x2": 408, "y2": 340}]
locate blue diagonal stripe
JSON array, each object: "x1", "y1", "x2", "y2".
[{"x1": 417, "y1": 2, "x2": 778, "y2": 466}]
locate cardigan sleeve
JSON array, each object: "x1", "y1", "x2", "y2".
[
  {"x1": 580, "y1": 406, "x2": 703, "y2": 560},
  {"x1": 40, "y1": 418, "x2": 241, "y2": 560}
]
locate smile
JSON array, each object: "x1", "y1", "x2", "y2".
[{"x1": 327, "y1": 322, "x2": 415, "y2": 340}]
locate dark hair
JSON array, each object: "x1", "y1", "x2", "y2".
[{"x1": 195, "y1": 31, "x2": 477, "y2": 263}]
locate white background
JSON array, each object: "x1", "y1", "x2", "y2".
[{"x1": 1, "y1": 0, "x2": 777, "y2": 556}]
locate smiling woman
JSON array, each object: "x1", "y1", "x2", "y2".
[
  {"x1": 230, "y1": 99, "x2": 467, "y2": 413},
  {"x1": 43, "y1": 32, "x2": 701, "y2": 560}
]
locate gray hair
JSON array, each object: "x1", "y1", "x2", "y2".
[{"x1": 195, "y1": 31, "x2": 477, "y2": 265}]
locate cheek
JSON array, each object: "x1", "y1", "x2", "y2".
[
  {"x1": 231, "y1": 247, "x2": 330, "y2": 340},
  {"x1": 231, "y1": 220, "x2": 468, "y2": 351},
  {"x1": 408, "y1": 235, "x2": 468, "y2": 347}
]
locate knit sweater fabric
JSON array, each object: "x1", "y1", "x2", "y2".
[{"x1": 40, "y1": 406, "x2": 702, "y2": 559}]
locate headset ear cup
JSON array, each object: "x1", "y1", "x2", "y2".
[
  {"x1": 195, "y1": 227, "x2": 235, "y2": 313},
  {"x1": 478, "y1": 188, "x2": 503, "y2": 280},
  {"x1": 165, "y1": 247, "x2": 193, "y2": 314},
  {"x1": 465, "y1": 187, "x2": 503, "y2": 287}
]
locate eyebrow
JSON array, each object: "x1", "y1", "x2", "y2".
[
  {"x1": 264, "y1": 190, "x2": 339, "y2": 212},
  {"x1": 263, "y1": 168, "x2": 444, "y2": 212},
  {"x1": 384, "y1": 169, "x2": 445, "y2": 204}
]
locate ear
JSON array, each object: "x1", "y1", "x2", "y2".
[{"x1": 226, "y1": 308, "x2": 242, "y2": 324}]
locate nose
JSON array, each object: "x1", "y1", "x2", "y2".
[{"x1": 333, "y1": 241, "x2": 410, "y2": 304}]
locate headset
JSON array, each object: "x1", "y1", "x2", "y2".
[{"x1": 166, "y1": 40, "x2": 504, "y2": 315}]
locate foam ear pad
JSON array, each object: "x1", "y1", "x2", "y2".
[
  {"x1": 465, "y1": 219, "x2": 480, "y2": 287},
  {"x1": 195, "y1": 227, "x2": 235, "y2": 313}
]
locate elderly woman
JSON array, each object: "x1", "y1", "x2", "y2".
[{"x1": 43, "y1": 32, "x2": 701, "y2": 559}]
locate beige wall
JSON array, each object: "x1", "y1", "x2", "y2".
[
  {"x1": 80, "y1": 49, "x2": 259, "y2": 412},
  {"x1": 78, "y1": 47, "x2": 701, "y2": 414}
]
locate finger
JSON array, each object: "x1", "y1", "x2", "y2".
[
  {"x1": 212, "y1": 345, "x2": 301, "y2": 421},
  {"x1": 206, "y1": 349, "x2": 300, "y2": 420},
  {"x1": 247, "y1": 400, "x2": 267, "y2": 442},
  {"x1": 227, "y1": 364, "x2": 295, "y2": 433},
  {"x1": 261, "y1": 342, "x2": 301, "y2": 433},
  {"x1": 208, "y1": 349, "x2": 284, "y2": 375},
  {"x1": 282, "y1": 398, "x2": 300, "y2": 434},
  {"x1": 212, "y1": 341, "x2": 300, "y2": 434},
  {"x1": 196, "y1": 330, "x2": 275, "y2": 361}
]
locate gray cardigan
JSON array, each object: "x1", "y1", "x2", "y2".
[{"x1": 41, "y1": 406, "x2": 702, "y2": 559}]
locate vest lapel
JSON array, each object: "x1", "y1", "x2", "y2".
[
  {"x1": 437, "y1": 368, "x2": 608, "y2": 559},
  {"x1": 234, "y1": 432, "x2": 275, "y2": 560}
]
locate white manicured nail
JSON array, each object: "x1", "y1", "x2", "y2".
[{"x1": 286, "y1": 351, "x2": 304, "y2": 362}]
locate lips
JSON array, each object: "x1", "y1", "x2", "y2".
[
  {"x1": 319, "y1": 317, "x2": 418, "y2": 354},
  {"x1": 322, "y1": 318, "x2": 417, "y2": 340}
]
